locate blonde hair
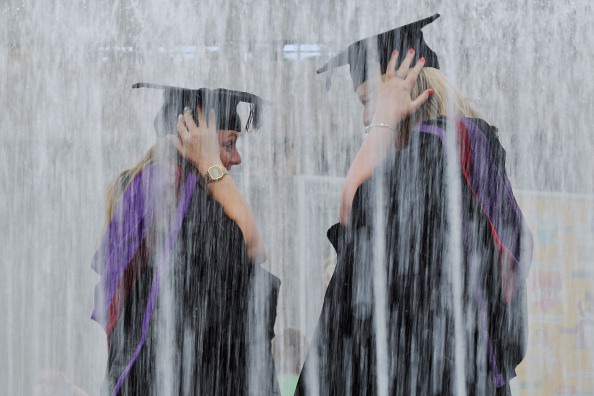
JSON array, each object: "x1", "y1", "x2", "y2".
[
  {"x1": 104, "y1": 139, "x2": 180, "y2": 224},
  {"x1": 410, "y1": 67, "x2": 483, "y2": 120},
  {"x1": 394, "y1": 67, "x2": 486, "y2": 144}
]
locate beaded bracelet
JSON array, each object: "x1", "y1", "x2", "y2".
[{"x1": 364, "y1": 123, "x2": 396, "y2": 134}]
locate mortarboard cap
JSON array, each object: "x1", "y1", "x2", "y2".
[
  {"x1": 317, "y1": 14, "x2": 441, "y2": 91},
  {"x1": 132, "y1": 83, "x2": 265, "y2": 137}
]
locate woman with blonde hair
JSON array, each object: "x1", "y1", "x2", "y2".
[
  {"x1": 296, "y1": 14, "x2": 531, "y2": 395},
  {"x1": 91, "y1": 84, "x2": 280, "y2": 395}
]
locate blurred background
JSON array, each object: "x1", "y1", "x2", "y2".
[{"x1": 1, "y1": 0, "x2": 593, "y2": 394}]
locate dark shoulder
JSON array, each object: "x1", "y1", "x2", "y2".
[
  {"x1": 465, "y1": 117, "x2": 500, "y2": 143},
  {"x1": 420, "y1": 116, "x2": 507, "y2": 169},
  {"x1": 462, "y1": 117, "x2": 507, "y2": 171},
  {"x1": 385, "y1": 129, "x2": 445, "y2": 174}
]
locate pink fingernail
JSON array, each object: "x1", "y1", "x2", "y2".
[
  {"x1": 409, "y1": 48, "x2": 415, "y2": 54},
  {"x1": 392, "y1": 50, "x2": 398, "y2": 56},
  {"x1": 419, "y1": 57, "x2": 425, "y2": 63},
  {"x1": 428, "y1": 89, "x2": 435, "y2": 95}
]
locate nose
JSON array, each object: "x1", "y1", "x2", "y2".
[{"x1": 232, "y1": 149, "x2": 242, "y2": 166}]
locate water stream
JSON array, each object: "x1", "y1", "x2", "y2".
[{"x1": 1, "y1": 1, "x2": 593, "y2": 394}]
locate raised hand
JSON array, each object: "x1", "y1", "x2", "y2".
[
  {"x1": 167, "y1": 106, "x2": 222, "y2": 175},
  {"x1": 369, "y1": 48, "x2": 434, "y2": 130}
]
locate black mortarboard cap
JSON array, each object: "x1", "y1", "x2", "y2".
[
  {"x1": 317, "y1": 14, "x2": 441, "y2": 91},
  {"x1": 132, "y1": 83, "x2": 265, "y2": 137}
]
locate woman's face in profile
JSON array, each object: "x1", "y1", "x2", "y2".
[{"x1": 218, "y1": 129, "x2": 242, "y2": 170}]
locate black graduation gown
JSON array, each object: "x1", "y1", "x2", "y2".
[
  {"x1": 295, "y1": 118, "x2": 527, "y2": 396},
  {"x1": 100, "y1": 167, "x2": 281, "y2": 396}
]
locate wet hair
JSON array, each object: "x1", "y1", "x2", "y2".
[
  {"x1": 410, "y1": 67, "x2": 483, "y2": 121},
  {"x1": 395, "y1": 67, "x2": 487, "y2": 144},
  {"x1": 104, "y1": 139, "x2": 183, "y2": 225},
  {"x1": 105, "y1": 144, "x2": 159, "y2": 224}
]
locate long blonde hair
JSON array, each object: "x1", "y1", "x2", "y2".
[
  {"x1": 394, "y1": 67, "x2": 487, "y2": 144},
  {"x1": 411, "y1": 67, "x2": 484, "y2": 120},
  {"x1": 104, "y1": 139, "x2": 180, "y2": 224}
]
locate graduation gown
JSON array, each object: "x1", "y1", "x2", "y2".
[
  {"x1": 295, "y1": 117, "x2": 531, "y2": 396},
  {"x1": 91, "y1": 163, "x2": 280, "y2": 396}
]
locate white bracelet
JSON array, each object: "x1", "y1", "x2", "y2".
[{"x1": 364, "y1": 123, "x2": 396, "y2": 134}]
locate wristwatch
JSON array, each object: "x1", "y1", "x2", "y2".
[{"x1": 203, "y1": 164, "x2": 228, "y2": 185}]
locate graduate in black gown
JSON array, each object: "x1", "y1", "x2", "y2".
[
  {"x1": 91, "y1": 84, "x2": 280, "y2": 395},
  {"x1": 295, "y1": 15, "x2": 532, "y2": 395}
]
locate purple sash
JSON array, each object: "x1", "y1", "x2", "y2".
[{"x1": 91, "y1": 164, "x2": 198, "y2": 395}]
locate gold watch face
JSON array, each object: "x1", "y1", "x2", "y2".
[{"x1": 207, "y1": 165, "x2": 226, "y2": 180}]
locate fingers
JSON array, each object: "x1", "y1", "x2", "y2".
[
  {"x1": 395, "y1": 48, "x2": 416, "y2": 78},
  {"x1": 177, "y1": 113, "x2": 188, "y2": 137},
  {"x1": 184, "y1": 107, "x2": 198, "y2": 130},
  {"x1": 385, "y1": 50, "x2": 398, "y2": 77},
  {"x1": 191, "y1": 107, "x2": 217, "y2": 132},
  {"x1": 385, "y1": 49, "x2": 425, "y2": 87},
  {"x1": 410, "y1": 89, "x2": 435, "y2": 113},
  {"x1": 374, "y1": 49, "x2": 424, "y2": 83},
  {"x1": 404, "y1": 56, "x2": 426, "y2": 87}
]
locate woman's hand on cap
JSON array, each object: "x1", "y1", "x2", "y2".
[
  {"x1": 167, "y1": 107, "x2": 222, "y2": 174},
  {"x1": 370, "y1": 49, "x2": 434, "y2": 128}
]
